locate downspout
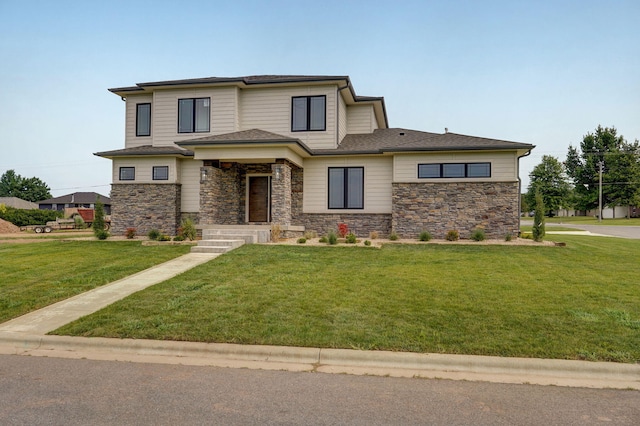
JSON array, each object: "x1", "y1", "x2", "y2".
[{"x1": 517, "y1": 149, "x2": 533, "y2": 233}]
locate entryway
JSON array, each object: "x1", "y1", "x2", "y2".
[{"x1": 247, "y1": 176, "x2": 271, "y2": 222}]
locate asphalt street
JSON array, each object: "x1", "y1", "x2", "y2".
[
  {"x1": 1, "y1": 355, "x2": 638, "y2": 425},
  {"x1": 521, "y1": 220, "x2": 640, "y2": 239}
]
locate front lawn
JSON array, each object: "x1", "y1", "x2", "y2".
[
  {"x1": 53, "y1": 236, "x2": 640, "y2": 363},
  {"x1": 0, "y1": 241, "x2": 191, "y2": 323}
]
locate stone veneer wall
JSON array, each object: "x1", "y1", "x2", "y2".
[
  {"x1": 200, "y1": 165, "x2": 241, "y2": 225},
  {"x1": 302, "y1": 214, "x2": 392, "y2": 238},
  {"x1": 110, "y1": 183, "x2": 181, "y2": 236},
  {"x1": 392, "y1": 182, "x2": 520, "y2": 239},
  {"x1": 271, "y1": 161, "x2": 292, "y2": 226}
]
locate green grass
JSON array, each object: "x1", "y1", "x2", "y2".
[
  {"x1": 520, "y1": 225, "x2": 582, "y2": 232},
  {"x1": 542, "y1": 216, "x2": 640, "y2": 226},
  {"x1": 54, "y1": 236, "x2": 640, "y2": 363},
  {"x1": 0, "y1": 241, "x2": 191, "y2": 323}
]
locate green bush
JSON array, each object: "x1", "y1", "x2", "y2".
[
  {"x1": 470, "y1": 228, "x2": 486, "y2": 242},
  {"x1": 327, "y1": 229, "x2": 338, "y2": 245},
  {"x1": 147, "y1": 229, "x2": 161, "y2": 240},
  {"x1": 158, "y1": 234, "x2": 171, "y2": 242},
  {"x1": 345, "y1": 233, "x2": 357, "y2": 244},
  {"x1": 74, "y1": 216, "x2": 86, "y2": 229},
  {"x1": 504, "y1": 233, "x2": 513, "y2": 242},
  {"x1": 318, "y1": 236, "x2": 328, "y2": 243},
  {"x1": 297, "y1": 237, "x2": 307, "y2": 244},
  {"x1": 92, "y1": 199, "x2": 106, "y2": 237},
  {"x1": 180, "y1": 218, "x2": 197, "y2": 241},
  {"x1": 532, "y1": 190, "x2": 546, "y2": 242},
  {"x1": 173, "y1": 235, "x2": 185, "y2": 242},
  {"x1": 418, "y1": 231, "x2": 432, "y2": 241},
  {"x1": 389, "y1": 232, "x2": 399, "y2": 241},
  {"x1": 364, "y1": 240, "x2": 371, "y2": 246},
  {"x1": 0, "y1": 206, "x2": 62, "y2": 227},
  {"x1": 95, "y1": 229, "x2": 109, "y2": 240},
  {"x1": 445, "y1": 230, "x2": 459, "y2": 241}
]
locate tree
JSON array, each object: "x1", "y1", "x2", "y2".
[
  {"x1": 526, "y1": 155, "x2": 571, "y2": 216},
  {"x1": 565, "y1": 126, "x2": 640, "y2": 215},
  {"x1": 92, "y1": 197, "x2": 106, "y2": 236},
  {"x1": 0, "y1": 169, "x2": 52, "y2": 202},
  {"x1": 532, "y1": 190, "x2": 545, "y2": 242}
]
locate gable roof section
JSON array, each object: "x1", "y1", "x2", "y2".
[
  {"x1": 0, "y1": 197, "x2": 38, "y2": 209},
  {"x1": 315, "y1": 128, "x2": 534, "y2": 155},
  {"x1": 38, "y1": 192, "x2": 111, "y2": 205},
  {"x1": 109, "y1": 75, "x2": 388, "y2": 129},
  {"x1": 94, "y1": 145, "x2": 194, "y2": 158}
]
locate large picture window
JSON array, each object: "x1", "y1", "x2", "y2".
[
  {"x1": 328, "y1": 167, "x2": 364, "y2": 209},
  {"x1": 418, "y1": 162, "x2": 491, "y2": 179},
  {"x1": 136, "y1": 103, "x2": 151, "y2": 136},
  {"x1": 292, "y1": 95, "x2": 326, "y2": 132},
  {"x1": 119, "y1": 167, "x2": 135, "y2": 181},
  {"x1": 178, "y1": 98, "x2": 210, "y2": 133}
]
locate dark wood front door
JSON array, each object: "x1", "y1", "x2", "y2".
[{"x1": 248, "y1": 176, "x2": 270, "y2": 222}]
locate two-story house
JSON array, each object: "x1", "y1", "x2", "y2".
[{"x1": 96, "y1": 75, "x2": 534, "y2": 239}]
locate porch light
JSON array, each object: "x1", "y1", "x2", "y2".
[
  {"x1": 200, "y1": 168, "x2": 208, "y2": 181},
  {"x1": 274, "y1": 165, "x2": 282, "y2": 180}
]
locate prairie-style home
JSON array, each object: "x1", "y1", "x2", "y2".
[{"x1": 96, "y1": 75, "x2": 534, "y2": 239}]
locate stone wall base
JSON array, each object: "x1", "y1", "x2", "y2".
[
  {"x1": 392, "y1": 182, "x2": 520, "y2": 239},
  {"x1": 110, "y1": 184, "x2": 181, "y2": 236},
  {"x1": 301, "y1": 213, "x2": 392, "y2": 238}
]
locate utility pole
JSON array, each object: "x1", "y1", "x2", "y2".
[{"x1": 598, "y1": 160, "x2": 603, "y2": 222}]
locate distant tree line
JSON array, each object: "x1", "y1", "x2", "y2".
[{"x1": 0, "y1": 169, "x2": 52, "y2": 202}]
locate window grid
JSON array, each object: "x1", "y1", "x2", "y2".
[
  {"x1": 328, "y1": 167, "x2": 364, "y2": 209},
  {"x1": 291, "y1": 95, "x2": 326, "y2": 132},
  {"x1": 178, "y1": 97, "x2": 210, "y2": 133}
]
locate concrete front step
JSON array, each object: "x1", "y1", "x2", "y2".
[{"x1": 202, "y1": 229, "x2": 271, "y2": 244}]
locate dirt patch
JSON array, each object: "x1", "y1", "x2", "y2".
[
  {"x1": 265, "y1": 237, "x2": 556, "y2": 247},
  {"x1": 0, "y1": 218, "x2": 20, "y2": 233}
]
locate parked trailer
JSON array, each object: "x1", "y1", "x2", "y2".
[{"x1": 23, "y1": 216, "x2": 110, "y2": 233}]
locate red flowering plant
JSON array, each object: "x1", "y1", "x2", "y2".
[{"x1": 337, "y1": 223, "x2": 349, "y2": 238}]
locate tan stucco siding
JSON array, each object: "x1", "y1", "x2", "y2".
[
  {"x1": 112, "y1": 157, "x2": 179, "y2": 183},
  {"x1": 303, "y1": 156, "x2": 393, "y2": 214},
  {"x1": 338, "y1": 92, "x2": 347, "y2": 143},
  {"x1": 239, "y1": 86, "x2": 338, "y2": 150},
  {"x1": 194, "y1": 146, "x2": 304, "y2": 167},
  {"x1": 393, "y1": 151, "x2": 518, "y2": 182},
  {"x1": 180, "y1": 159, "x2": 201, "y2": 212},
  {"x1": 125, "y1": 94, "x2": 153, "y2": 148},
  {"x1": 346, "y1": 104, "x2": 377, "y2": 134}
]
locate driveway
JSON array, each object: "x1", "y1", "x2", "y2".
[{"x1": 521, "y1": 220, "x2": 640, "y2": 239}]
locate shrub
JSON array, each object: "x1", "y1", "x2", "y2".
[
  {"x1": 318, "y1": 236, "x2": 328, "y2": 243},
  {"x1": 74, "y1": 215, "x2": 86, "y2": 229},
  {"x1": 92, "y1": 198, "x2": 106, "y2": 236},
  {"x1": 181, "y1": 218, "x2": 197, "y2": 241},
  {"x1": 147, "y1": 229, "x2": 161, "y2": 240},
  {"x1": 470, "y1": 228, "x2": 486, "y2": 242},
  {"x1": 297, "y1": 237, "x2": 307, "y2": 244},
  {"x1": 418, "y1": 231, "x2": 432, "y2": 242},
  {"x1": 337, "y1": 223, "x2": 349, "y2": 238},
  {"x1": 173, "y1": 235, "x2": 185, "y2": 242},
  {"x1": 445, "y1": 230, "x2": 459, "y2": 241},
  {"x1": 95, "y1": 229, "x2": 109, "y2": 240},
  {"x1": 345, "y1": 233, "x2": 357, "y2": 244},
  {"x1": 370, "y1": 231, "x2": 379, "y2": 240},
  {"x1": 364, "y1": 240, "x2": 371, "y2": 246},
  {"x1": 271, "y1": 223, "x2": 282, "y2": 242},
  {"x1": 389, "y1": 232, "x2": 399, "y2": 241},
  {"x1": 125, "y1": 228, "x2": 137, "y2": 239},
  {"x1": 504, "y1": 232, "x2": 513, "y2": 242},
  {"x1": 532, "y1": 190, "x2": 546, "y2": 242},
  {"x1": 0, "y1": 206, "x2": 62, "y2": 227},
  {"x1": 327, "y1": 229, "x2": 338, "y2": 245},
  {"x1": 304, "y1": 230, "x2": 317, "y2": 239},
  {"x1": 158, "y1": 234, "x2": 171, "y2": 242},
  {"x1": 521, "y1": 232, "x2": 533, "y2": 240}
]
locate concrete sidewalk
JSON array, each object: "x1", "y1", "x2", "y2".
[{"x1": 1, "y1": 252, "x2": 639, "y2": 390}]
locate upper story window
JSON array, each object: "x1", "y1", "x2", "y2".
[
  {"x1": 136, "y1": 103, "x2": 151, "y2": 136},
  {"x1": 152, "y1": 166, "x2": 169, "y2": 181},
  {"x1": 328, "y1": 167, "x2": 364, "y2": 209},
  {"x1": 119, "y1": 167, "x2": 135, "y2": 181},
  {"x1": 178, "y1": 98, "x2": 210, "y2": 133},
  {"x1": 418, "y1": 162, "x2": 491, "y2": 179},
  {"x1": 292, "y1": 95, "x2": 326, "y2": 132}
]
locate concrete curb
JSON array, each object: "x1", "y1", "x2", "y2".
[{"x1": 1, "y1": 332, "x2": 638, "y2": 390}]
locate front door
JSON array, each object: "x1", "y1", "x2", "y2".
[{"x1": 248, "y1": 176, "x2": 270, "y2": 222}]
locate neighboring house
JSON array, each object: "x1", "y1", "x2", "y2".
[
  {"x1": 96, "y1": 75, "x2": 534, "y2": 239},
  {"x1": 38, "y1": 192, "x2": 112, "y2": 215},
  {"x1": 0, "y1": 197, "x2": 38, "y2": 210}
]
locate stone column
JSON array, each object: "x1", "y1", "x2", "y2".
[{"x1": 271, "y1": 161, "x2": 292, "y2": 226}]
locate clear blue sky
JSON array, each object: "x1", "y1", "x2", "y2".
[{"x1": 1, "y1": 0, "x2": 638, "y2": 197}]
